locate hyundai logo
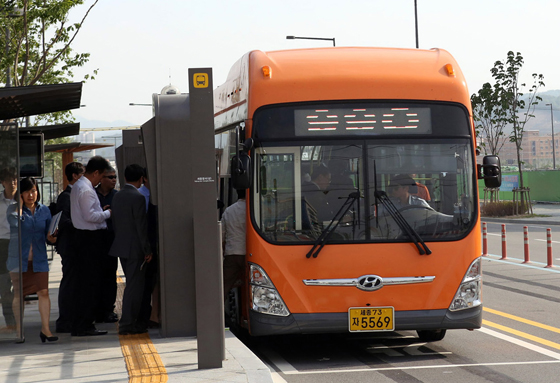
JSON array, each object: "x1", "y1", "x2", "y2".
[{"x1": 356, "y1": 275, "x2": 383, "y2": 291}]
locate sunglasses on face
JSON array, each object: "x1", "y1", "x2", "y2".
[{"x1": 104, "y1": 175, "x2": 117, "y2": 179}]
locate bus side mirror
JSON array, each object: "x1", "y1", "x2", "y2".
[
  {"x1": 479, "y1": 155, "x2": 501, "y2": 188},
  {"x1": 231, "y1": 151, "x2": 252, "y2": 190}
]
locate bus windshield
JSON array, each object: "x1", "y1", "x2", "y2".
[{"x1": 251, "y1": 102, "x2": 476, "y2": 244}]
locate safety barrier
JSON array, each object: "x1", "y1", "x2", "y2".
[
  {"x1": 501, "y1": 224, "x2": 507, "y2": 260},
  {"x1": 523, "y1": 226, "x2": 529, "y2": 264},
  {"x1": 547, "y1": 228, "x2": 553, "y2": 268},
  {"x1": 481, "y1": 222, "x2": 554, "y2": 268}
]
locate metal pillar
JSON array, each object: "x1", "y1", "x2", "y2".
[{"x1": 189, "y1": 68, "x2": 225, "y2": 369}]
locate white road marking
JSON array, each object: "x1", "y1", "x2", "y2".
[
  {"x1": 278, "y1": 360, "x2": 560, "y2": 375},
  {"x1": 259, "y1": 346, "x2": 298, "y2": 374},
  {"x1": 259, "y1": 350, "x2": 290, "y2": 382},
  {"x1": 534, "y1": 239, "x2": 560, "y2": 244},
  {"x1": 483, "y1": 255, "x2": 560, "y2": 273},
  {"x1": 478, "y1": 327, "x2": 560, "y2": 360}
]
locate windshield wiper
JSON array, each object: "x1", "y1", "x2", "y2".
[
  {"x1": 372, "y1": 160, "x2": 430, "y2": 255},
  {"x1": 375, "y1": 190, "x2": 432, "y2": 255},
  {"x1": 306, "y1": 192, "x2": 360, "y2": 259}
]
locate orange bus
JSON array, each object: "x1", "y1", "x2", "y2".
[{"x1": 214, "y1": 47, "x2": 500, "y2": 340}]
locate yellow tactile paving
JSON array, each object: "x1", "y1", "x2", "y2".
[{"x1": 116, "y1": 274, "x2": 168, "y2": 382}]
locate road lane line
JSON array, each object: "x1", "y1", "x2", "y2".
[
  {"x1": 277, "y1": 360, "x2": 560, "y2": 375},
  {"x1": 482, "y1": 320, "x2": 560, "y2": 353},
  {"x1": 478, "y1": 327, "x2": 560, "y2": 360},
  {"x1": 482, "y1": 255, "x2": 560, "y2": 273},
  {"x1": 535, "y1": 239, "x2": 560, "y2": 244},
  {"x1": 484, "y1": 307, "x2": 560, "y2": 335},
  {"x1": 259, "y1": 346, "x2": 299, "y2": 374}
]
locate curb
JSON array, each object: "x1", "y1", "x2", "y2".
[{"x1": 226, "y1": 331, "x2": 274, "y2": 383}]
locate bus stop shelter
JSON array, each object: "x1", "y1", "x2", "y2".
[{"x1": 0, "y1": 82, "x2": 83, "y2": 343}]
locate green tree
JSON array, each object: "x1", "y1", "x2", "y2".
[
  {"x1": 1, "y1": 0, "x2": 99, "y2": 186},
  {"x1": 1, "y1": 0, "x2": 99, "y2": 125},
  {"x1": 491, "y1": 52, "x2": 544, "y2": 191},
  {"x1": 471, "y1": 82, "x2": 509, "y2": 156}
]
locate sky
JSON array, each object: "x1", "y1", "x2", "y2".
[{"x1": 67, "y1": 0, "x2": 560, "y2": 129}]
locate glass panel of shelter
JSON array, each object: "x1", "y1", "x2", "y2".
[{"x1": 0, "y1": 123, "x2": 21, "y2": 342}]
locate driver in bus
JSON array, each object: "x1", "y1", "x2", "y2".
[{"x1": 387, "y1": 174, "x2": 430, "y2": 210}]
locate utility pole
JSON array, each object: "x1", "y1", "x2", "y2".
[{"x1": 546, "y1": 103, "x2": 556, "y2": 169}]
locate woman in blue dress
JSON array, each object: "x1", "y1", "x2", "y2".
[{"x1": 7, "y1": 177, "x2": 58, "y2": 343}]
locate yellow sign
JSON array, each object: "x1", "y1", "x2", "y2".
[{"x1": 193, "y1": 73, "x2": 208, "y2": 88}]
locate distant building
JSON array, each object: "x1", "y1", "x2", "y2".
[{"x1": 483, "y1": 130, "x2": 558, "y2": 170}]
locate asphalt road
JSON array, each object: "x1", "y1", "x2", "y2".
[{"x1": 236, "y1": 228, "x2": 560, "y2": 383}]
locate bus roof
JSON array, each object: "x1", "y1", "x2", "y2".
[{"x1": 214, "y1": 47, "x2": 471, "y2": 130}]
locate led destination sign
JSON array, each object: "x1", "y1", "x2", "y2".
[{"x1": 294, "y1": 107, "x2": 432, "y2": 136}]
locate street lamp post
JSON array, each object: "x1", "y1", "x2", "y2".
[
  {"x1": 414, "y1": 0, "x2": 419, "y2": 48},
  {"x1": 546, "y1": 103, "x2": 556, "y2": 169},
  {"x1": 286, "y1": 35, "x2": 335, "y2": 47}
]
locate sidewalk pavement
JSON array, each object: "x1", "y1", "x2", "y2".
[
  {"x1": 0, "y1": 255, "x2": 274, "y2": 383},
  {"x1": 482, "y1": 202, "x2": 560, "y2": 226}
]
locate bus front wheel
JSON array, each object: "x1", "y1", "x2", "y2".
[{"x1": 417, "y1": 329, "x2": 447, "y2": 342}]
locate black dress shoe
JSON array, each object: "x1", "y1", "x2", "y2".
[
  {"x1": 55, "y1": 326, "x2": 72, "y2": 333},
  {"x1": 71, "y1": 329, "x2": 108, "y2": 336},
  {"x1": 104, "y1": 312, "x2": 119, "y2": 323},
  {"x1": 96, "y1": 312, "x2": 118, "y2": 323},
  {"x1": 118, "y1": 327, "x2": 134, "y2": 335}
]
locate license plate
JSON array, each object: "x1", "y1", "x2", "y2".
[{"x1": 348, "y1": 307, "x2": 395, "y2": 332}]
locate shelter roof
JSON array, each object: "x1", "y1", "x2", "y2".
[
  {"x1": 20, "y1": 123, "x2": 80, "y2": 140},
  {"x1": 0, "y1": 83, "x2": 82, "y2": 120},
  {"x1": 44, "y1": 142, "x2": 112, "y2": 153}
]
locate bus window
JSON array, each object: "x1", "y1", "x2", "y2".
[{"x1": 368, "y1": 141, "x2": 474, "y2": 240}]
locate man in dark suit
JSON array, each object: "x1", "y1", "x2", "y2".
[
  {"x1": 110, "y1": 164, "x2": 152, "y2": 335},
  {"x1": 55, "y1": 162, "x2": 84, "y2": 333}
]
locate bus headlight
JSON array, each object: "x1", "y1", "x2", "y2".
[
  {"x1": 449, "y1": 257, "x2": 482, "y2": 311},
  {"x1": 250, "y1": 264, "x2": 290, "y2": 316}
]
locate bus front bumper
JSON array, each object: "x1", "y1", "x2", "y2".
[{"x1": 248, "y1": 305, "x2": 482, "y2": 336}]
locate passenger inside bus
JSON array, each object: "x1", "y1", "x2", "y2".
[
  {"x1": 411, "y1": 174, "x2": 431, "y2": 202},
  {"x1": 301, "y1": 163, "x2": 333, "y2": 224},
  {"x1": 327, "y1": 159, "x2": 357, "y2": 211}
]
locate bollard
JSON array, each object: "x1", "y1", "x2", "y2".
[
  {"x1": 482, "y1": 222, "x2": 488, "y2": 256},
  {"x1": 523, "y1": 226, "x2": 530, "y2": 263},
  {"x1": 501, "y1": 224, "x2": 507, "y2": 260},
  {"x1": 546, "y1": 228, "x2": 553, "y2": 268}
]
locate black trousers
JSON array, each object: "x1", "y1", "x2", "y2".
[
  {"x1": 72, "y1": 229, "x2": 106, "y2": 333},
  {"x1": 119, "y1": 256, "x2": 146, "y2": 331},
  {"x1": 56, "y1": 251, "x2": 78, "y2": 331},
  {"x1": 95, "y1": 230, "x2": 117, "y2": 320}
]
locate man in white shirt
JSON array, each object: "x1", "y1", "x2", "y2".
[
  {"x1": 221, "y1": 189, "x2": 246, "y2": 301},
  {"x1": 70, "y1": 156, "x2": 112, "y2": 336},
  {"x1": 0, "y1": 168, "x2": 17, "y2": 333}
]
